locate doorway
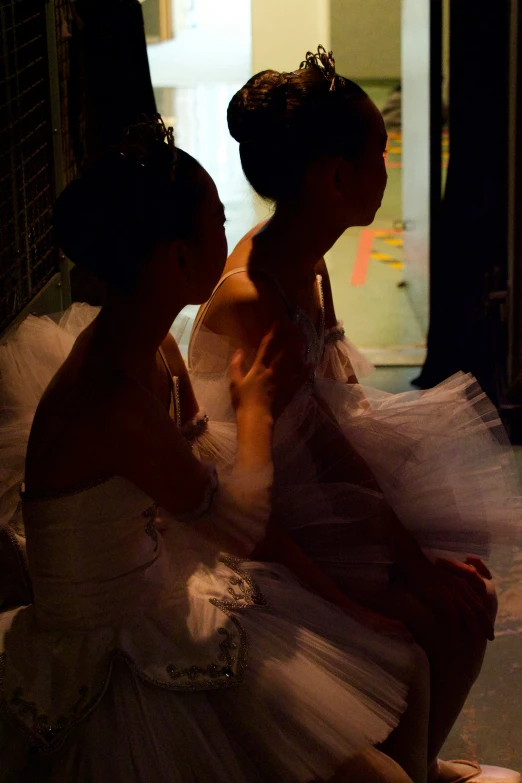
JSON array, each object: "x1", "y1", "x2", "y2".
[
  {"x1": 142, "y1": 0, "x2": 432, "y2": 373},
  {"x1": 326, "y1": 0, "x2": 432, "y2": 380}
]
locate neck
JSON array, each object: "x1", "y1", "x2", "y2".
[
  {"x1": 252, "y1": 200, "x2": 346, "y2": 278},
  {"x1": 92, "y1": 285, "x2": 185, "y2": 373}
]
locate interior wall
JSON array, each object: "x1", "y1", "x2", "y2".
[
  {"x1": 442, "y1": 0, "x2": 450, "y2": 106},
  {"x1": 251, "y1": 0, "x2": 329, "y2": 75},
  {"x1": 142, "y1": 0, "x2": 161, "y2": 38},
  {"x1": 401, "y1": 0, "x2": 430, "y2": 335},
  {"x1": 171, "y1": 0, "x2": 187, "y2": 36},
  {"x1": 330, "y1": 0, "x2": 400, "y2": 80}
]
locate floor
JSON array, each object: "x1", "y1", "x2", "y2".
[
  {"x1": 147, "y1": 24, "x2": 522, "y2": 770},
  {"x1": 365, "y1": 369, "x2": 522, "y2": 773},
  {"x1": 325, "y1": 84, "x2": 427, "y2": 368}
]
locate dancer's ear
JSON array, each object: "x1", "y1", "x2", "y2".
[
  {"x1": 150, "y1": 238, "x2": 190, "y2": 295},
  {"x1": 162, "y1": 238, "x2": 187, "y2": 271},
  {"x1": 333, "y1": 157, "x2": 356, "y2": 198},
  {"x1": 305, "y1": 155, "x2": 355, "y2": 203},
  {"x1": 175, "y1": 241, "x2": 189, "y2": 271},
  {"x1": 166, "y1": 238, "x2": 200, "y2": 300}
]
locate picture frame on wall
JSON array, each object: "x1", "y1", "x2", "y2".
[{"x1": 141, "y1": 0, "x2": 173, "y2": 44}]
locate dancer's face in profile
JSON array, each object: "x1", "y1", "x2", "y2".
[
  {"x1": 322, "y1": 98, "x2": 388, "y2": 230},
  {"x1": 346, "y1": 98, "x2": 388, "y2": 226},
  {"x1": 174, "y1": 165, "x2": 228, "y2": 304}
]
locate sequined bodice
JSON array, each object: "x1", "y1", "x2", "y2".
[
  {"x1": 291, "y1": 277, "x2": 326, "y2": 370},
  {"x1": 22, "y1": 477, "x2": 175, "y2": 630}
]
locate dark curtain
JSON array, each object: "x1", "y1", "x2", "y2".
[
  {"x1": 415, "y1": 0, "x2": 510, "y2": 406},
  {"x1": 68, "y1": 0, "x2": 157, "y2": 167},
  {"x1": 64, "y1": 0, "x2": 157, "y2": 302}
]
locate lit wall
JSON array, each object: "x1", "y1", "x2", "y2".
[
  {"x1": 251, "y1": 0, "x2": 330, "y2": 75},
  {"x1": 330, "y1": 0, "x2": 401, "y2": 80}
]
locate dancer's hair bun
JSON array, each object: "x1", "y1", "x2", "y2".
[
  {"x1": 227, "y1": 70, "x2": 290, "y2": 145},
  {"x1": 227, "y1": 46, "x2": 369, "y2": 201},
  {"x1": 53, "y1": 115, "x2": 203, "y2": 292}
]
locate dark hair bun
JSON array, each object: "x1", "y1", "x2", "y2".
[
  {"x1": 53, "y1": 154, "x2": 149, "y2": 292},
  {"x1": 227, "y1": 70, "x2": 289, "y2": 145},
  {"x1": 119, "y1": 117, "x2": 178, "y2": 179},
  {"x1": 227, "y1": 47, "x2": 370, "y2": 201},
  {"x1": 53, "y1": 116, "x2": 204, "y2": 292}
]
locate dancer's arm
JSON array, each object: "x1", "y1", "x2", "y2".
[{"x1": 102, "y1": 330, "x2": 295, "y2": 556}]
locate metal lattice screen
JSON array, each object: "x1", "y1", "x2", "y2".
[
  {"x1": 0, "y1": 0, "x2": 59, "y2": 333},
  {"x1": 55, "y1": 0, "x2": 86, "y2": 188}
]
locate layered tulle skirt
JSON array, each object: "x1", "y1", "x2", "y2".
[
  {"x1": 0, "y1": 304, "x2": 418, "y2": 780},
  {"x1": 190, "y1": 328, "x2": 522, "y2": 601},
  {"x1": 3, "y1": 302, "x2": 521, "y2": 589},
  {"x1": 0, "y1": 542, "x2": 415, "y2": 782},
  {"x1": 1, "y1": 303, "x2": 520, "y2": 779}
]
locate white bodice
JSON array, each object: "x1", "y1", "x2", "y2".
[{"x1": 22, "y1": 478, "x2": 168, "y2": 630}]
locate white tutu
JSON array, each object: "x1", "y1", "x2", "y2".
[
  {"x1": 0, "y1": 304, "x2": 98, "y2": 532},
  {"x1": 188, "y1": 267, "x2": 522, "y2": 599},
  {"x1": 0, "y1": 303, "x2": 192, "y2": 533},
  {"x1": 1, "y1": 545, "x2": 413, "y2": 782},
  {"x1": 0, "y1": 303, "x2": 417, "y2": 781},
  {"x1": 320, "y1": 322, "x2": 376, "y2": 381}
]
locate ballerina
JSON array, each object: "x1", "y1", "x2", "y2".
[
  {"x1": 0, "y1": 117, "x2": 429, "y2": 782},
  {"x1": 188, "y1": 47, "x2": 522, "y2": 783}
]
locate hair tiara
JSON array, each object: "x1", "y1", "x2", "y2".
[
  {"x1": 119, "y1": 114, "x2": 178, "y2": 178},
  {"x1": 300, "y1": 45, "x2": 344, "y2": 91}
]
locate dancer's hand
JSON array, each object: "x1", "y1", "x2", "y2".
[
  {"x1": 391, "y1": 560, "x2": 495, "y2": 644},
  {"x1": 229, "y1": 329, "x2": 276, "y2": 416},
  {"x1": 437, "y1": 555, "x2": 492, "y2": 581},
  {"x1": 436, "y1": 557, "x2": 491, "y2": 597},
  {"x1": 229, "y1": 324, "x2": 309, "y2": 417},
  {"x1": 464, "y1": 556, "x2": 492, "y2": 580}
]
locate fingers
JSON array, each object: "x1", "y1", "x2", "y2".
[
  {"x1": 267, "y1": 349, "x2": 285, "y2": 374},
  {"x1": 439, "y1": 572, "x2": 494, "y2": 641},
  {"x1": 229, "y1": 349, "x2": 245, "y2": 385},
  {"x1": 252, "y1": 324, "x2": 278, "y2": 369},
  {"x1": 436, "y1": 560, "x2": 494, "y2": 640},
  {"x1": 457, "y1": 601, "x2": 492, "y2": 642},
  {"x1": 437, "y1": 559, "x2": 487, "y2": 598},
  {"x1": 466, "y1": 556, "x2": 492, "y2": 580},
  {"x1": 250, "y1": 324, "x2": 310, "y2": 418},
  {"x1": 441, "y1": 584, "x2": 494, "y2": 643}
]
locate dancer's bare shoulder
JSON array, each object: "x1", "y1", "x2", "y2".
[
  {"x1": 231, "y1": 218, "x2": 270, "y2": 253},
  {"x1": 205, "y1": 272, "x2": 288, "y2": 356}
]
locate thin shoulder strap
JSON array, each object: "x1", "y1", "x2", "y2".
[
  {"x1": 189, "y1": 265, "x2": 294, "y2": 365},
  {"x1": 157, "y1": 346, "x2": 173, "y2": 380},
  {"x1": 157, "y1": 347, "x2": 181, "y2": 426},
  {"x1": 190, "y1": 267, "x2": 249, "y2": 344}
]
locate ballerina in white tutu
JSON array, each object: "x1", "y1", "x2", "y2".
[
  {"x1": 187, "y1": 47, "x2": 522, "y2": 783},
  {"x1": 0, "y1": 117, "x2": 434, "y2": 782}
]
